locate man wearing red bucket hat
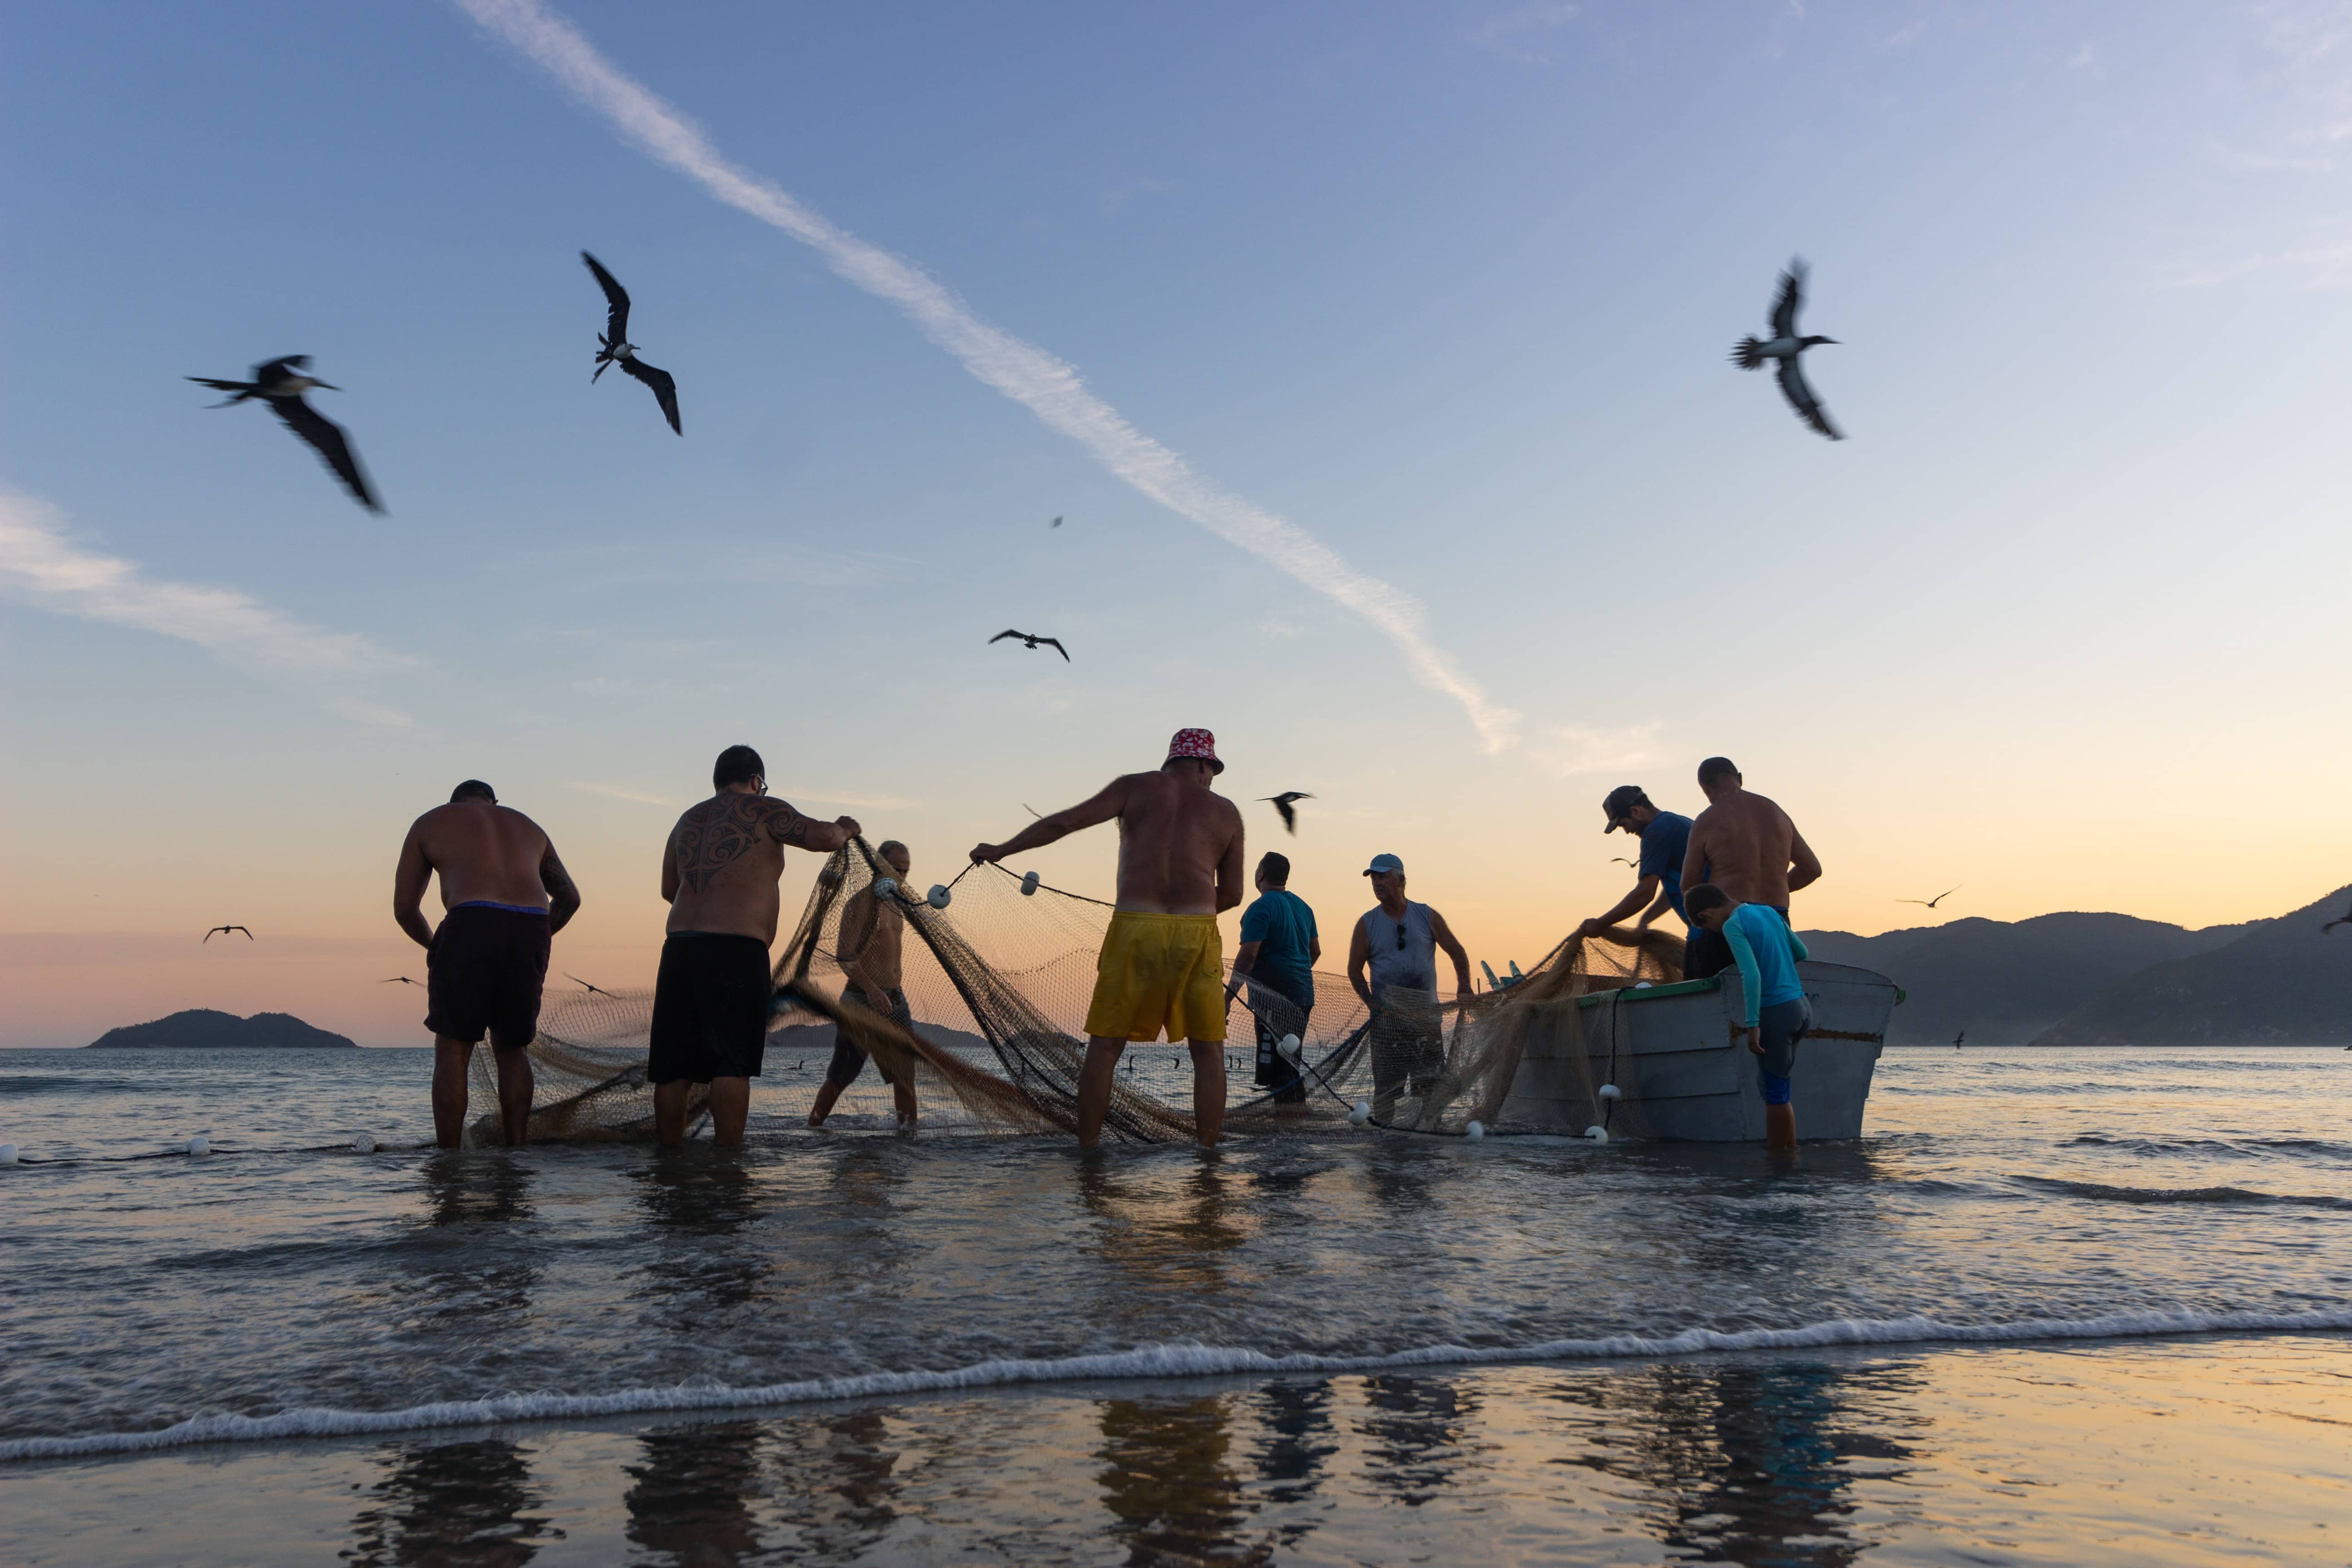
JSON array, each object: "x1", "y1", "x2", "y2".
[{"x1": 971, "y1": 727, "x2": 1246, "y2": 1149}]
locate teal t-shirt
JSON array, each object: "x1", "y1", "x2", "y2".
[
  {"x1": 1238, "y1": 888, "x2": 1317, "y2": 1007},
  {"x1": 1723, "y1": 902, "x2": 1810, "y2": 1025}
]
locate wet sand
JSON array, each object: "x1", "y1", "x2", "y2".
[{"x1": 8, "y1": 1335, "x2": 2346, "y2": 1566}]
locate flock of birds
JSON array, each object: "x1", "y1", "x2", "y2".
[{"x1": 187, "y1": 254, "x2": 1849, "y2": 677}]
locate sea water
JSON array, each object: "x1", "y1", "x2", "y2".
[{"x1": 1, "y1": 1046, "x2": 2347, "y2": 1563}]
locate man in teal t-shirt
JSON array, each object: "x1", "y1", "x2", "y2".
[
  {"x1": 1686, "y1": 883, "x2": 1810, "y2": 1150},
  {"x1": 1230, "y1": 852, "x2": 1320, "y2": 1105}
]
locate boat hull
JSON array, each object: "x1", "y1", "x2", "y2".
[{"x1": 1498, "y1": 961, "x2": 1895, "y2": 1141}]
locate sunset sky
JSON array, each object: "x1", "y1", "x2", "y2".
[{"x1": 5, "y1": 0, "x2": 2350, "y2": 1046}]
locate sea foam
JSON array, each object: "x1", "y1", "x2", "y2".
[{"x1": 6, "y1": 1303, "x2": 2351, "y2": 1463}]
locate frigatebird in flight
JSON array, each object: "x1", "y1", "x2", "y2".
[
  {"x1": 582, "y1": 252, "x2": 680, "y2": 435},
  {"x1": 1898, "y1": 887, "x2": 1960, "y2": 909},
  {"x1": 187, "y1": 357, "x2": 382, "y2": 511},
  {"x1": 1260, "y1": 792, "x2": 1313, "y2": 834},
  {"x1": 202, "y1": 926, "x2": 253, "y2": 942},
  {"x1": 1732, "y1": 261, "x2": 1843, "y2": 440},
  {"x1": 990, "y1": 629, "x2": 1069, "y2": 661}
]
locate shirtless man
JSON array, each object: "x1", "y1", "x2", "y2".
[
  {"x1": 393, "y1": 780, "x2": 582, "y2": 1149},
  {"x1": 971, "y1": 728, "x2": 1245, "y2": 1150},
  {"x1": 1678, "y1": 757, "x2": 1822, "y2": 979},
  {"x1": 806, "y1": 839, "x2": 920, "y2": 1131},
  {"x1": 654, "y1": 745, "x2": 859, "y2": 1147}
]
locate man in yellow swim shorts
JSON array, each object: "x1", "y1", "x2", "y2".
[{"x1": 971, "y1": 727, "x2": 1246, "y2": 1149}]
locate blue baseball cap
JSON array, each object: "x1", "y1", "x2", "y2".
[{"x1": 1362, "y1": 853, "x2": 1404, "y2": 876}]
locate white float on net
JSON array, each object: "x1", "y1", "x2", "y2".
[
  {"x1": 1465, "y1": 1120, "x2": 1485, "y2": 1140},
  {"x1": 1277, "y1": 1033, "x2": 1302, "y2": 1063},
  {"x1": 0, "y1": 1144, "x2": 18, "y2": 1166},
  {"x1": 873, "y1": 878, "x2": 898, "y2": 900},
  {"x1": 187, "y1": 1134, "x2": 211, "y2": 1157},
  {"x1": 927, "y1": 884, "x2": 952, "y2": 909},
  {"x1": 1348, "y1": 1101, "x2": 1371, "y2": 1127},
  {"x1": 1599, "y1": 1083, "x2": 1622, "y2": 1100},
  {"x1": 1020, "y1": 870, "x2": 1040, "y2": 897},
  {"x1": 1583, "y1": 1125, "x2": 1608, "y2": 1143},
  {"x1": 352, "y1": 1132, "x2": 376, "y2": 1154}
]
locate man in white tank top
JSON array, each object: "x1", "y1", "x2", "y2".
[{"x1": 1346, "y1": 854, "x2": 1474, "y2": 1122}]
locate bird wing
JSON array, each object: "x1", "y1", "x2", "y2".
[
  {"x1": 232, "y1": 927, "x2": 251, "y2": 937},
  {"x1": 1038, "y1": 637, "x2": 1070, "y2": 661},
  {"x1": 1774, "y1": 356, "x2": 1843, "y2": 440},
  {"x1": 581, "y1": 252, "x2": 631, "y2": 343},
  {"x1": 1932, "y1": 886, "x2": 1960, "y2": 905},
  {"x1": 203, "y1": 927, "x2": 222, "y2": 940},
  {"x1": 188, "y1": 376, "x2": 258, "y2": 396},
  {"x1": 271, "y1": 396, "x2": 384, "y2": 511},
  {"x1": 619, "y1": 356, "x2": 681, "y2": 434},
  {"x1": 990, "y1": 630, "x2": 1026, "y2": 644},
  {"x1": 1770, "y1": 264, "x2": 1805, "y2": 338}
]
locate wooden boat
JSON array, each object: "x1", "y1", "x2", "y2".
[{"x1": 1498, "y1": 962, "x2": 1898, "y2": 1140}]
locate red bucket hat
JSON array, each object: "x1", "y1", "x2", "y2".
[{"x1": 1164, "y1": 727, "x2": 1223, "y2": 775}]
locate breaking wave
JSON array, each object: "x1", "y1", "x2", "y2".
[{"x1": 8, "y1": 1304, "x2": 2352, "y2": 1463}]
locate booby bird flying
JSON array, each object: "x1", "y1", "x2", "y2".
[
  {"x1": 1260, "y1": 792, "x2": 1313, "y2": 833},
  {"x1": 187, "y1": 357, "x2": 382, "y2": 511},
  {"x1": 1731, "y1": 261, "x2": 1843, "y2": 440},
  {"x1": 582, "y1": 251, "x2": 681, "y2": 435},
  {"x1": 989, "y1": 629, "x2": 1070, "y2": 661},
  {"x1": 202, "y1": 925, "x2": 253, "y2": 942}
]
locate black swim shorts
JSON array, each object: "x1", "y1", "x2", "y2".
[
  {"x1": 824, "y1": 987, "x2": 910, "y2": 1088},
  {"x1": 424, "y1": 903, "x2": 552, "y2": 1048},
  {"x1": 648, "y1": 931, "x2": 774, "y2": 1085}
]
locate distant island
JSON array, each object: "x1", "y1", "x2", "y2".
[
  {"x1": 87, "y1": 1009, "x2": 359, "y2": 1050},
  {"x1": 1800, "y1": 881, "x2": 2352, "y2": 1047}
]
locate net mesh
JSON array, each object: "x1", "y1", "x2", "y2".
[{"x1": 472, "y1": 839, "x2": 1684, "y2": 1144}]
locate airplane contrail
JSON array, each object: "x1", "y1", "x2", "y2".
[{"x1": 451, "y1": 0, "x2": 1519, "y2": 752}]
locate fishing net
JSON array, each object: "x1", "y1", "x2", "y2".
[{"x1": 472, "y1": 839, "x2": 1684, "y2": 1145}]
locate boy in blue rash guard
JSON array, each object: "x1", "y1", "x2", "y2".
[{"x1": 1684, "y1": 883, "x2": 1810, "y2": 1151}]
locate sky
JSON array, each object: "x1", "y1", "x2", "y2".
[{"x1": 5, "y1": 0, "x2": 2351, "y2": 1046}]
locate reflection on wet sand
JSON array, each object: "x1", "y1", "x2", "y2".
[
  {"x1": 1095, "y1": 1393, "x2": 1269, "y2": 1565},
  {"x1": 1247, "y1": 1379, "x2": 1338, "y2": 1553},
  {"x1": 630, "y1": 1149, "x2": 765, "y2": 1316},
  {"x1": 1358, "y1": 1372, "x2": 1483, "y2": 1507},
  {"x1": 343, "y1": 1437, "x2": 560, "y2": 1566},
  {"x1": 1559, "y1": 1359, "x2": 1920, "y2": 1566},
  {"x1": 625, "y1": 1420, "x2": 768, "y2": 1565},
  {"x1": 766, "y1": 1407, "x2": 906, "y2": 1558}
]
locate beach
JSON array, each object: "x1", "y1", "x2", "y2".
[{"x1": 2, "y1": 1046, "x2": 2348, "y2": 1562}]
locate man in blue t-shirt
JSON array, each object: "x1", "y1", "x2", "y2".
[
  {"x1": 1575, "y1": 785, "x2": 1696, "y2": 967},
  {"x1": 1228, "y1": 852, "x2": 1320, "y2": 1105},
  {"x1": 1684, "y1": 883, "x2": 1811, "y2": 1151}
]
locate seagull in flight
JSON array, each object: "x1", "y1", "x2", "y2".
[
  {"x1": 1898, "y1": 887, "x2": 1960, "y2": 909},
  {"x1": 1952, "y1": 1030, "x2": 1966, "y2": 1050},
  {"x1": 1050, "y1": 515, "x2": 1064, "y2": 528},
  {"x1": 187, "y1": 357, "x2": 382, "y2": 511},
  {"x1": 565, "y1": 972, "x2": 618, "y2": 997},
  {"x1": 1610, "y1": 856, "x2": 1637, "y2": 868},
  {"x1": 582, "y1": 252, "x2": 681, "y2": 435},
  {"x1": 202, "y1": 925, "x2": 253, "y2": 942},
  {"x1": 989, "y1": 629, "x2": 1069, "y2": 661},
  {"x1": 1260, "y1": 792, "x2": 1313, "y2": 834},
  {"x1": 381, "y1": 976, "x2": 420, "y2": 986},
  {"x1": 1731, "y1": 260, "x2": 1843, "y2": 440}
]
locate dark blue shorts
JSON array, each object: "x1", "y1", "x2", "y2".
[{"x1": 1755, "y1": 996, "x2": 1811, "y2": 1105}]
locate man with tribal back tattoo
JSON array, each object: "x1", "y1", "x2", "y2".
[{"x1": 653, "y1": 745, "x2": 860, "y2": 1146}]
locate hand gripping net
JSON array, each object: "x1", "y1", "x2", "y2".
[{"x1": 476, "y1": 839, "x2": 1684, "y2": 1143}]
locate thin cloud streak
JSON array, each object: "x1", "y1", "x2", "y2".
[
  {"x1": 0, "y1": 491, "x2": 412, "y2": 723},
  {"x1": 451, "y1": 0, "x2": 1519, "y2": 753}
]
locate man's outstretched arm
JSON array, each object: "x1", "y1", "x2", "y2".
[
  {"x1": 1578, "y1": 874, "x2": 1660, "y2": 938},
  {"x1": 392, "y1": 824, "x2": 436, "y2": 950},
  {"x1": 540, "y1": 843, "x2": 582, "y2": 935},
  {"x1": 765, "y1": 800, "x2": 860, "y2": 853},
  {"x1": 972, "y1": 777, "x2": 1129, "y2": 863}
]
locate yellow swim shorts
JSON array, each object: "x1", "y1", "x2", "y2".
[{"x1": 1082, "y1": 911, "x2": 1228, "y2": 1044}]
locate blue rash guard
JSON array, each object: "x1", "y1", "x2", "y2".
[{"x1": 1721, "y1": 903, "x2": 1809, "y2": 1026}]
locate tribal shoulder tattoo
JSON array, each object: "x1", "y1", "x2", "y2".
[{"x1": 672, "y1": 794, "x2": 815, "y2": 894}]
